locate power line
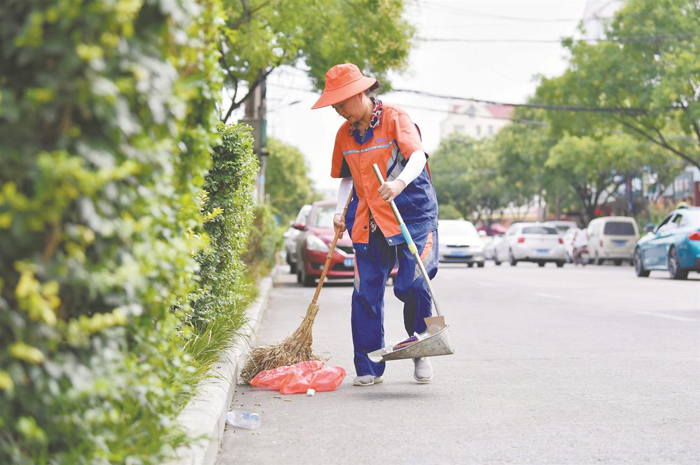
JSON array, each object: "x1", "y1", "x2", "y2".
[
  {"x1": 266, "y1": 82, "x2": 668, "y2": 116},
  {"x1": 398, "y1": 103, "x2": 548, "y2": 127},
  {"x1": 418, "y1": 38, "x2": 562, "y2": 44},
  {"x1": 424, "y1": 2, "x2": 584, "y2": 23},
  {"x1": 392, "y1": 89, "x2": 655, "y2": 115},
  {"x1": 417, "y1": 33, "x2": 699, "y2": 44}
]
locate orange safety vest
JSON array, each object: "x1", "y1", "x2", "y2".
[{"x1": 331, "y1": 103, "x2": 438, "y2": 251}]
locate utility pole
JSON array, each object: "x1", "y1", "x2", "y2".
[{"x1": 243, "y1": 71, "x2": 268, "y2": 204}]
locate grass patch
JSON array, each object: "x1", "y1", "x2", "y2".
[{"x1": 177, "y1": 263, "x2": 271, "y2": 409}]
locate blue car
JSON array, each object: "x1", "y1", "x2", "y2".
[{"x1": 634, "y1": 207, "x2": 700, "y2": 279}]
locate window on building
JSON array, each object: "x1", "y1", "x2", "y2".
[
  {"x1": 488, "y1": 125, "x2": 493, "y2": 135},
  {"x1": 475, "y1": 125, "x2": 481, "y2": 136}
]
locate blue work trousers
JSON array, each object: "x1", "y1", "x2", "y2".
[{"x1": 351, "y1": 228, "x2": 439, "y2": 377}]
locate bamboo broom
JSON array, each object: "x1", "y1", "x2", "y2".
[{"x1": 241, "y1": 192, "x2": 354, "y2": 383}]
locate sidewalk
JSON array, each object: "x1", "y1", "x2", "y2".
[{"x1": 216, "y1": 268, "x2": 457, "y2": 465}]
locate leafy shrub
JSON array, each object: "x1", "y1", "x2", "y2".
[
  {"x1": 242, "y1": 205, "x2": 280, "y2": 272},
  {"x1": 0, "y1": 0, "x2": 224, "y2": 463},
  {"x1": 185, "y1": 122, "x2": 258, "y2": 343}
]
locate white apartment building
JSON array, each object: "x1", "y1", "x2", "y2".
[{"x1": 439, "y1": 102, "x2": 514, "y2": 140}]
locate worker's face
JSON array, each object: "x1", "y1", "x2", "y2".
[{"x1": 332, "y1": 93, "x2": 364, "y2": 124}]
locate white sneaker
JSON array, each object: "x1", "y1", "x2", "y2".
[
  {"x1": 413, "y1": 357, "x2": 433, "y2": 383},
  {"x1": 353, "y1": 375, "x2": 384, "y2": 386}
]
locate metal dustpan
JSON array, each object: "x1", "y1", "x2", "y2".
[
  {"x1": 368, "y1": 164, "x2": 455, "y2": 363},
  {"x1": 368, "y1": 324, "x2": 454, "y2": 362}
]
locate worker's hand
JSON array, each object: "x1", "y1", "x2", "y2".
[
  {"x1": 333, "y1": 213, "x2": 346, "y2": 238},
  {"x1": 378, "y1": 180, "x2": 406, "y2": 203}
]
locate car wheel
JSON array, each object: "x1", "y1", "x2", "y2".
[
  {"x1": 467, "y1": 263, "x2": 474, "y2": 268},
  {"x1": 556, "y1": 261, "x2": 564, "y2": 268},
  {"x1": 614, "y1": 259, "x2": 622, "y2": 266},
  {"x1": 634, "y1": 248, "x2": 650, "y2": 277},
  {"x1": 668, "y1": 247, "x2": 688, "y2": 280},
  {"x1": 477, "y1": 262, "x2": 485, "y2": 268},
  {"x1": 494, "y1": 256, "x2": 501, "y2": 266},
  {"x1": 301, "y1": 266, "x2": 316, "y2": 287},
  {"x1": 509, "y1": 250, "x2": 517, "y2": 267},
  {"x1": 538, "y1": 262, "x2": 545, "y2": 268},
  {"x1": 289, "y1": 261, "x2": 297, "y2": 274}
]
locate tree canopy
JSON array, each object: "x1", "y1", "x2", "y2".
[
  {"x1": 537, "y1": 0, "x2": 700, "y2": 169},
  {"x1": 220, "y1": 0, "x2": 415, "y2": 121}
]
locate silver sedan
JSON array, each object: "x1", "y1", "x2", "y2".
[{"x1": 438, "y1": 220, "x2": 486, "y2": 268}]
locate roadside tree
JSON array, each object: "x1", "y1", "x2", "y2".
[
  {"x1": 537, "y1": 0, "x2": 700, "y2": 169},
  {"x1": 264, "y1": 138, "x2": 320, "y2": 224},
  {"x1": 220, "y1": 0, "x2": 414, "y2": 121},
  {"x1": 431, "y1": 136, "x2": 506, "y2": 227},
  {"x1": 545, "y1": 133, "x2": 674, "y2": 222}
]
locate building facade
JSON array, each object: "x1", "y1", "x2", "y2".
[{"x1": 439, "y1": 102, "x2": 514, "y2": 140}]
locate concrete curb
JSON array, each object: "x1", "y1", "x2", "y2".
[{"x1": 166, "y1": 268, "x2": 276, "y2": 465}]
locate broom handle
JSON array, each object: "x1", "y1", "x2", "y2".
[
  {"x1": 371, "y1": 163, "x2": 441, "y2": 317},
  {"x1": 311, "y1": 190, "x2": 354, "y2": 304}
]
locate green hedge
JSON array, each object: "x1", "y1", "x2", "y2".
[
  {"x1": 0, "y1": 0, "x2": 225, "y2": 463},
  {"x1": 181, "y1": 124, "x2": 259, "y2": 379},
  {"x1": 188, "y1": 123, "x2": 258, "y2": 327},
  {"x1": 242, "y1": 205, "x2": 280, "y2": 272}
]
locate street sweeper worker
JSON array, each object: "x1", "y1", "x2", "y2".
[{"x1": 311, "y1": 63, "x2": 439, "y2": 387}]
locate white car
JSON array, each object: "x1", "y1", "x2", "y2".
[
  {"x1": 284, "y1": 204, "x2": 311, "y2": 274},
  {"x1": 484, "y1": 235, "x2": 505, "y2": 263},
  {"x1": 544, "y1": 220, "x2": 579, "y2": 235},
  {"x1": 438, "y1": 220, "x2": 485, "y2": 267},
  {"x1": 562, "y1": 227, "x2": 581, "y2": 262},
  {"x1": 494, "y1": 222, "x2": 567, "y2": 267}
]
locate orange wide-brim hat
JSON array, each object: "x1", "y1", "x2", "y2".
[{"x1": 311, "y1": 63, "x2": 377, "y2": 109}]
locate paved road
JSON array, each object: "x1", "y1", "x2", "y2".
[{"x1": 218, "y1": 262, "x2": 700, "y2": 465}]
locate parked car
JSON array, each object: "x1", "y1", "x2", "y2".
[
  {"x1": 587, "y1": 216, "x2": 639, "y2": 265},
  {"x1": 544, "y1": 220, "x2": 579, "y2": 235},
  {"x1": 494, "y1": 222, "x2": 566, "y2": 267},
  {"x1": 634, "y1": 207, "x2": 700, "y2": 280},
  {"x1": 484, "y1": 234, "x2": 505, "y2": 264},
  {"x1": 562, "y1": 227, "x2": 581, "y2": 263},
  {"x1": 437, "y1": 220, "x2": 485, "y2": 267},
  {"x1": 284, "y1": 204, "x2": 311, "y2": 274},
  {"x1": 482, "y1": 235, "x2": 498, "y2": 261},
  {"x1": 295, "y1": 200, "x2": 398, "y2": 287}
]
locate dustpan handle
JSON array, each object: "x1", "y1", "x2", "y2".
[
  {"x1": 311, "y1": 190, "x2": 354, "y2": 305},
  {"x1": 371, "y1": 164, "x2": 441, "y2": 317}
]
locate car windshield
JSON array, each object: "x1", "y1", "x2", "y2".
[
  {"x1": 295, "y1": 205, "x2": 311, "y2": 223},
  {"x1": 603, "y1": 222, "x2": 635, "y2": 235},
  {"x1": 522, "y1": 226, "x2": 558, "y2": 235},
  {"x1": 439, "y1": 221, "x2": 479, "y2": 237},
  {"x1": 311, "y1": 205, "x2": 335, "y2": 228}
]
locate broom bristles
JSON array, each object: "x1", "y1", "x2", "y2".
[{"x1": 240, "y1": 302, "x2": 323, "y2": 384}]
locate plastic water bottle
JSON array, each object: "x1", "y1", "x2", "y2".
[{"x1": 226, "y1": 410, "x2": 261, "y2": 430}]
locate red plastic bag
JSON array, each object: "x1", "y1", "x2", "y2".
[
  {"x1": 250, "y1": 360, "x2": 323, "y2": 389},
  {"x1": 279, "y1": 371, "x2": 313, "y2": 394},
  {"x1": 250, "y1": 361, "x2": 345, "y2": 394},
  {"x1": 310, "y1": 366, "x2": 346, "y2": 392}
]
